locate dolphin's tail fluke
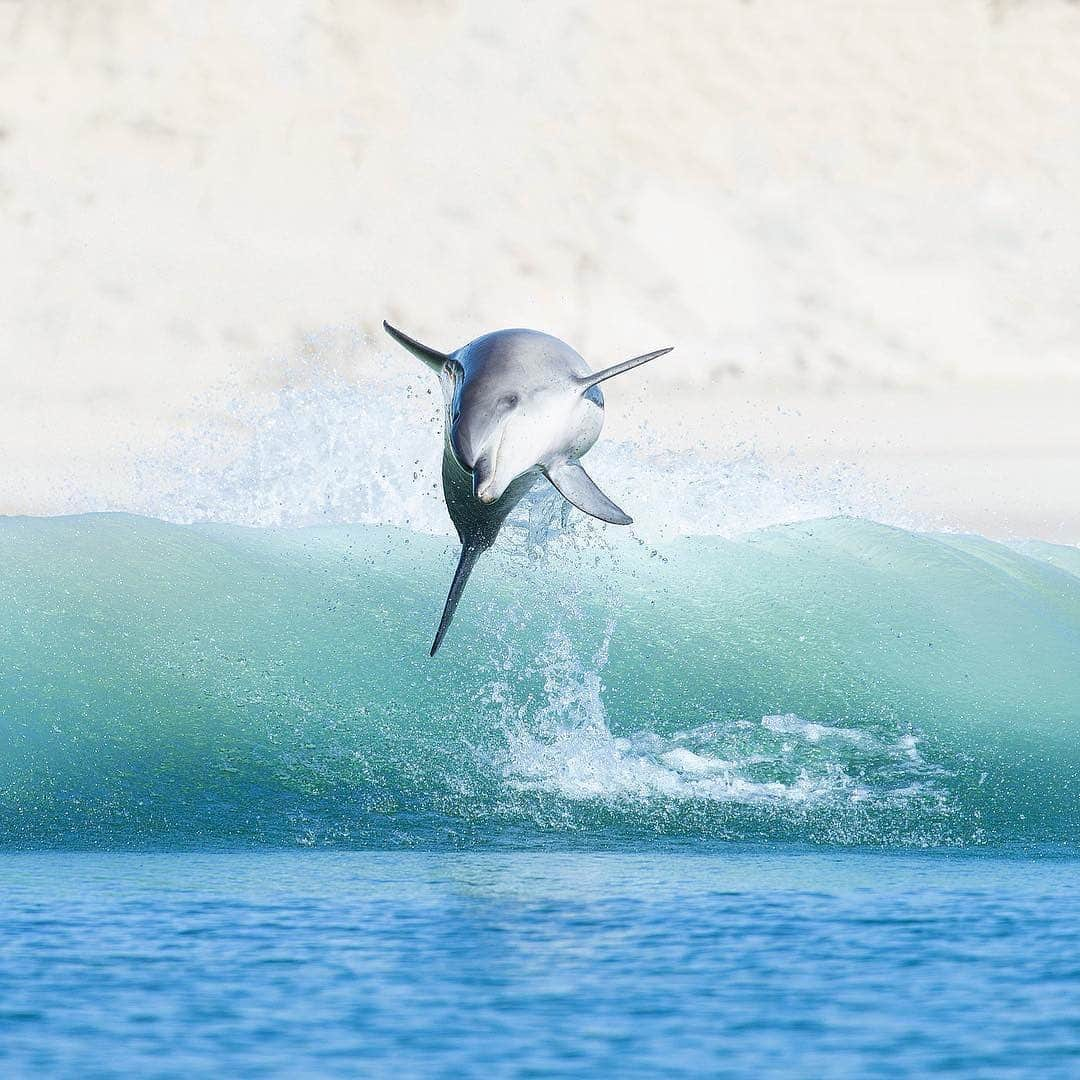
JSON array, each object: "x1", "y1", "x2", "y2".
[
  {"x1": 430, "y1": 544, "x2": 483, "y2": 656},
  {"x1": 578, "y1": 346, "x2": 673, "y2": 391}
]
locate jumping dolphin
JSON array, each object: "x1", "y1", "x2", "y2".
[{"x1": 384, "y1": 322, "x2": 673, "y2": 655}]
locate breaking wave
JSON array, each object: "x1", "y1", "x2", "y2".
[{"x1": 0, "y1": 511, "x2": 1076, "y2": 849}]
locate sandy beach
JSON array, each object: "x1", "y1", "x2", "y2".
[{"x1": 1, "y1": 0, "x2": 1078, "y2": 540}]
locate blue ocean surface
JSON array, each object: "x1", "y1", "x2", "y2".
[
  {"x1": 1, "y1": 512, "x2": 1078, "y2": 1075},
  {"x1": 0, "y1": 849, "x2": 1078, "y2": 1078}
]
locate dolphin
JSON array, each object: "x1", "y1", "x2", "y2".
[{"x1": 384, "y1": 322, "x2": 673, "y2": 655}]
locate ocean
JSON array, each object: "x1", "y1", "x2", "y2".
[
  {"x1": 0, "y1": 850, "x2": 1077, "y2": 1077},
  {"x1": 0, "y1": 511, "x2": 1077, "y2": 1075}
]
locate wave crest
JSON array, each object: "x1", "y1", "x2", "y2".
[{"x1": 0, "y1": 512, "x2": 1075, "y2": 849}]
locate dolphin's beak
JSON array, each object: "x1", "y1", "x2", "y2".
[
  {"x1": 456, "y1": 418, "x2": 509, "y2": 504},
  {"x1": 452, "y1": 408, "x2": 519, "y2": 504},
  {"x1": 475, "y1": 471, "x2": 498, "y2": 503},
  {"x1": 472, "y1": 450, "x2": 502, "y2": 503},
  {"x1": 450, "y1": 425, "x2": 479, "y2": 474}
]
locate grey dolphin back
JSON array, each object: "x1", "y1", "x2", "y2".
[
  {"x1": 546, "y1": 460, "x2": 632, "y2": 526},
  {"x1": 578, "y1": 346, "x2": 673, "y2": 391},
  {"x1": 383, "y1": 321, "x2": 449, "y2": 372},
  {"x1": 430, "y1": 544, "x2": 483, "y2": 656}
]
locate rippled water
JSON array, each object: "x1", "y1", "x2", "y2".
[{"x1": 0, "y1": 850, "x2": 1077, "y2": 1078}]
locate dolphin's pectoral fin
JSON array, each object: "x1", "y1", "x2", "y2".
[
  {"x1": 430, "y1": 544, "x2": 483, "y2": 656},
  {"x1": 545, "y1": 461, "x2": 632, "y2": 526},
  {"x1": 577, "y1": 346, "x2": 673, "y2": 391},
  {"x1": 383, "y1": 321, "x2": 450, "y2": 373}
]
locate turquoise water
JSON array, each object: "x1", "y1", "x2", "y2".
[
  {"x1": 1, "y1": 512, "x2": 1078, "y2": 1075},
  {"x1": 1, "y1": 513, "x2": 1077, "y2": 849}
]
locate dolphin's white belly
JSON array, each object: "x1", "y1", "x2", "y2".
[
  {"x1": 528, "y1": 389, "x2": 603, "y2": 470},
  {"x1": 563, "y1": 394, "x2": 604, "y2": 461}
]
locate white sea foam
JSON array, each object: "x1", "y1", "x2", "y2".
[
  {"x1": 490, "y1": 627, "x2": 947, "y2": 813},
  {"x1": 761, "y1": 713, "x2": 871, "y2": 746}
]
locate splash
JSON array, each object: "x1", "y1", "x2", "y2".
[
  {"x1": 131, "y1": 328, "x2": 915, "y2": 542},
  {"x1": 489, "y1": 627, "x2": 963, "y2": 845}
]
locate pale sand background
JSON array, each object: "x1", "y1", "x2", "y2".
[{"x1": 1, "y1": 1, "x2": 1078, "y2": 539}]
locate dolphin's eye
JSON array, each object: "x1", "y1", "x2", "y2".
[{"x1": 502, "y1": 393, "x2": 520, "y2": 410}]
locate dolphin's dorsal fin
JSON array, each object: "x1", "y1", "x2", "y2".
[
  {"x1": 545, "y1": 460, "x2": 632, "y2": 526},
  {"x1": 430, "y1": 544, "x2": 483, "y2": 656},
  {"x1": 578, "y1": 346, "x2": 673, "y2": 391},
  {"x1": 384, "y1": 320, "x2": 450, "y2": 372}
]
